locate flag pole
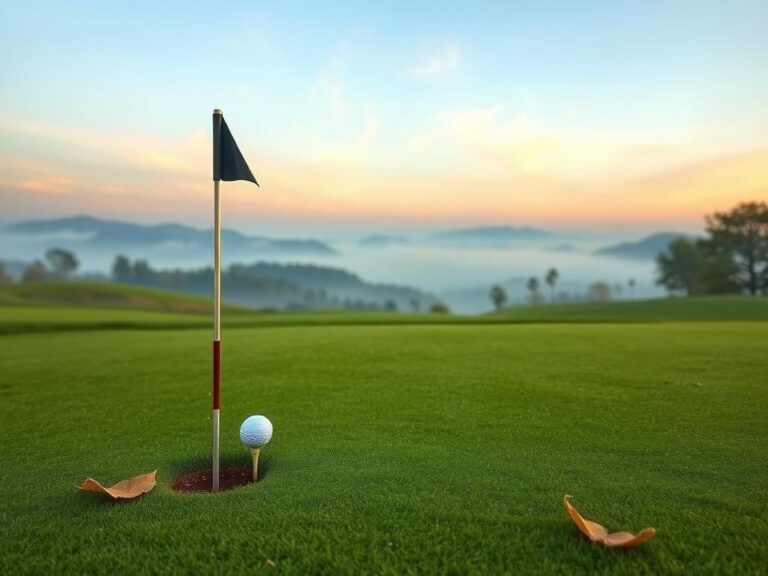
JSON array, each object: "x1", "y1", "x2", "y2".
[
  {"x1": 212, "y1": 109, "x2": 223, "y2": 492},
  {"x1": 210, "y1": 108, "x2": 257, "y2": 492}
]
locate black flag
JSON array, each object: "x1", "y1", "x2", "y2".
[{"x1": 212, "y1": 111, "x2": 259, "y2": 186}]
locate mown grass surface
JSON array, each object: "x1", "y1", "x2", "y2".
[
  {"x1": 0, "y1": 305, "x2": 456, "y2": 335},
  {"x1": 1, "y1": 321, "x2": 766, "y2": 574},
  {"x1": 495, "y1": 295, "x2": 768, "y2": 321}
]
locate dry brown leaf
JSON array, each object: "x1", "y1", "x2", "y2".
[
  {"x1": 564, "y1": 495, "x2": 656, "y2": 548},
  {"x1": 79, "y1": 470, "x2": 157, "y2": 500}
]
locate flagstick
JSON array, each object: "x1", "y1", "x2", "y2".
[
  {"x1": 212, "y1": 109, "x2": 223, "y2": 492},
  {"x1": 210, "y1": 107, "x2": 256, "y2": 492}
]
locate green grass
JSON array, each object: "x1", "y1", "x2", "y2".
[
  {"x1": 2, "y1": 282, "x2": 767, "y2": 336},
  {"x1": 495, "y1": 295, "x2": 768, "y2": 321},
  {"x1": 0, "y1": 304, "x2": 461, "y2": 335},
  {"x1": 1, "y1": 321, "x2": 766, "y2": 574}
]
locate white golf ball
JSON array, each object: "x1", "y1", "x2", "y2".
[{"x1": 239, "y1": 415, "x2": 273, "y2": 448}]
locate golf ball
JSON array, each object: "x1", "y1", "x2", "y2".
[{"x1": 239, "y1": 415, "x2": 273, "y2": 448}]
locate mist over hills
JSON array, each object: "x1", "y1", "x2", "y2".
[
  {"x1": 359, "y1": 234, "x2": 409, "y2": 247},
  {"x1": 594, "y1": 232, "x2": 689, "y2": 260},
  {"x1": 7, "y1": 215, "x2": 336, "y2": 257},
  {"x1": 431, "y1": 225, "x2": 554, "y2": 246},
  {"x1": 4, "y1": 215, "x2": 687, "y2": 262},
  {"x1": 0, "y1": 214, "x2": 438, "y2": 310},
  {"x1": 0, "y1": 215, "x2": 684, "y2": 313}
]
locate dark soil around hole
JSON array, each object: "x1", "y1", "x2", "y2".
[{"x1": 171, "y1": 467, "x2": 255, "y2": 493}]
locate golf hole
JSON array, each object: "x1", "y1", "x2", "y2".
[{"x1": 171, "y1": 467, "x2": 263, "y2": 493}]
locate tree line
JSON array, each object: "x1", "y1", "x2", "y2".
[
  {"x1": 0, "y1": 248, "x2": 80, "y2": 283},
  {"x1": 487, "y1": 200, "x2": 766, "y2": 310},
  {"x1": 112, "y1": 256, "x2": 451, "y2": 313},
  {"x1": 1, "y1": 251, "x2": 452, "y2": 314},
  {"x1": 489, "y1": 269, "x2": 637, "y2": 310}
]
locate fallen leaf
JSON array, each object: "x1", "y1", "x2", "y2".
[
  {"x1": 79, "y1": 470, "x2": 157, "y2": 500},
  {"x1": 564, "y1": 495, "x2": 656, "y2": 548}
]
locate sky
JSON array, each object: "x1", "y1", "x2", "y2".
[{"x1": 1, "y1": 0, "x2": 767, "y2": 236}]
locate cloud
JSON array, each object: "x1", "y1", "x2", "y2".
[
  {"x1": 0, "y1": 119, "x2": 207, "y2": 178},
  {"x1": 12, "y1": 176, "x2": 78, "y2": 194},
  {"x1": 1, "y1": 107, "x2": 765, "y2": 230},
  {"x1": 408, "y1": 44, "x2": 461, "y2": 78},
  {"x1": 407, "y1": 104, "x2": 733, "y2": 185},
  {"x1": 310, "y1": 77, "x2": 345, "y2": 118},
  {"x1": 0, "y1": 119, "x2": 214, "y2": 219}
]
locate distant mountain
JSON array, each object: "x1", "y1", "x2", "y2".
[
  {"x1": 594, "y1": 232, "x2": 688, "y2": 260},
  {"x1": 7, "y1": 215, "x2": 336, "y2": 256},
  {"x1": 359, "y1": 234, "x2": 409, "y2": 247},
  {"x1": 432, "y1": 226, "x2": 554, "y2": 246}
]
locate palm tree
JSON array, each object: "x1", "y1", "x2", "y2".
[
  {"x1": 545, "y1": 268, "x2": 559, "y2": 302},
  {"x1": 527, "y1": 277, "x2": 540, "y2": 304}
]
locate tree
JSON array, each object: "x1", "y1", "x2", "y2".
[
  {"x1": 409, "y1": 298, "x2": 421, "y2": 313},
  {"x1": 489, "y1": 284, "x2": 508, "y2": 310},
  {"x1": 22, "y1": 260, "x2": 47, "y2": 283},
  {"x1": 526, "y1": 277, "x2": 541, "y2": 304},
  {"x1": 704, "y1": 201, "x2": 768, "y2": 295},
  {"x1": 384, "y1": 299, "x2": 398, "y2": 312},
  {"x1": 627, "y1": 278, "x2": 636, "y2": 299},
  {"x1": 700, "y1": 253, "x2": 742, "y2": 294},
  {"x1": 656, "y1": 237, "x2": 740, "y2": 296},
  {"x1": 45, "y1": 248, "x2": 78, "y2": 279},
  {"x1": 112, "y1": 255, "x2": 132, "y2": 282},
  {"x1": 656, "y1": 238, "x2": 705, "y2": 296},
  {"x1": 545, "y1": 268, "x2": 559, "y2": 301},
  {"x1": 589, "y1": 281, "x2": 612, "y2": 301},
  {"x1": 132, "y1": 259, "x2": 153, "y2": 284}
]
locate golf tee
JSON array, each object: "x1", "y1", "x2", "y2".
[{"x1": 250, "y1": 447, "x2": 261, "y2": 482}]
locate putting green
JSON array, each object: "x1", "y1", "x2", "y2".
[{"x1": 1, "y1": 321, "x2": 766, "y2": 574}]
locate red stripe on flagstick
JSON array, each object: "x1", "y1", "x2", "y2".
[{"x1": 213, "y1": 340, "x2": 221, "y2": 409}]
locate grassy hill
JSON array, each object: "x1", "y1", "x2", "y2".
[{"x1": 0, "y1": 281, "x2": 250, "y2": 314}]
